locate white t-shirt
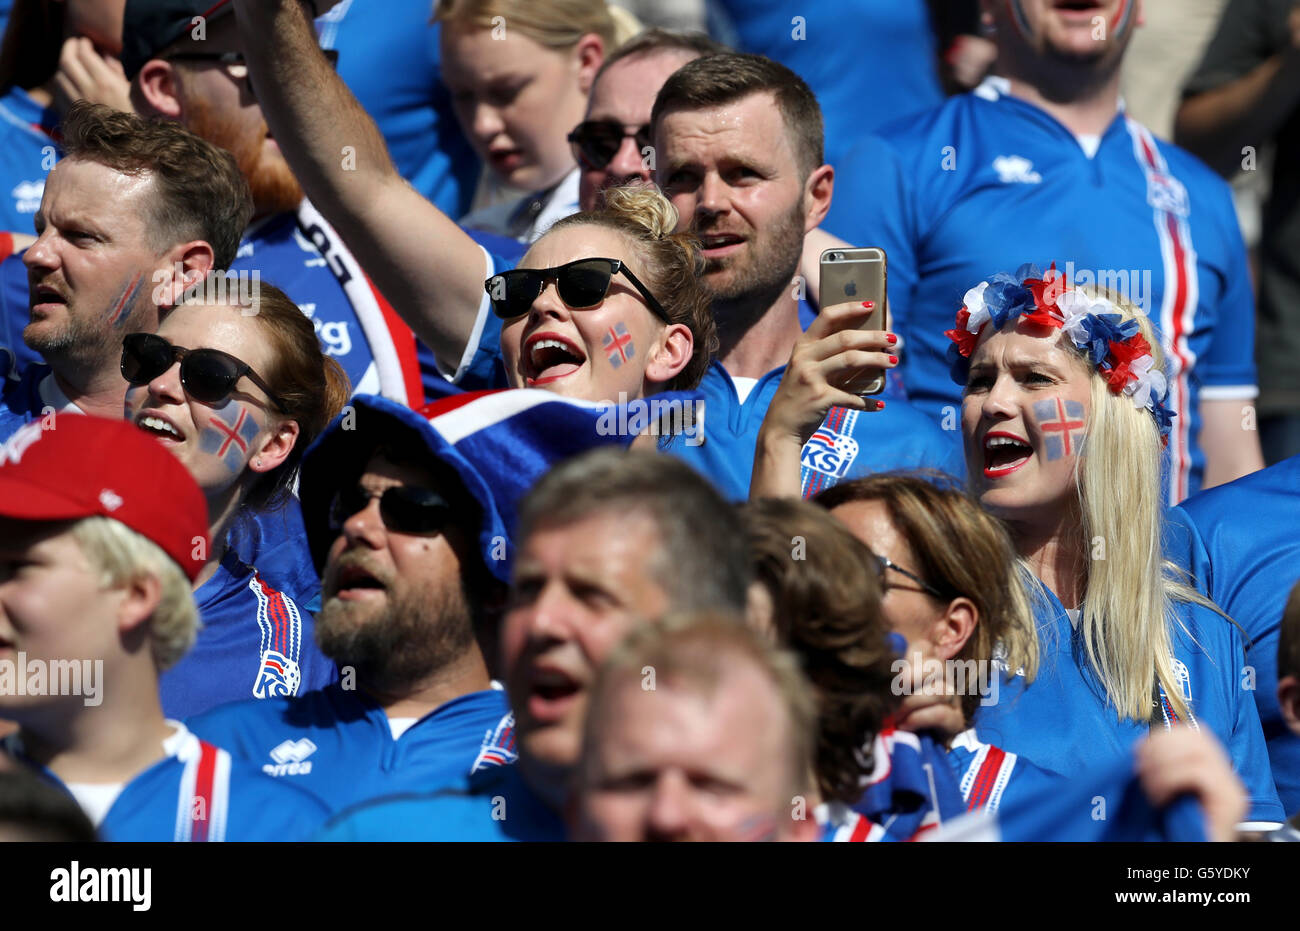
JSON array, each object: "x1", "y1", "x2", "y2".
[
  {"x1": 387, "y1": 717, "x2": 418, "y2": 740},
  {"x1": 731, "y1": 377, "x2": 759, "y2": 405},
  {"x1": 65, "y1": 722, "x2": 188, "y2": 826}
]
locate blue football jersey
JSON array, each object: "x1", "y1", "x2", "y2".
[
  {"x1": 973, "y1": 583, "x2": 1284, "y2": 826},
  {"x1": 161, "y1": 549, "x2": 335, "y2": 720},
  {"x1": 663, "y1": 360, "x2": 964, "y2": 501},
  {"x1": 315, "y1": 763, "x2": 565, "y2": 841},
  {"x1": 0, "y1": 86, "x2": 57, "y2": 234},
  {"x1": 0, "y1": 250, "x2": 34, "y2": 382},
  {"x1": 947, "y1": 728, "x2": 1067, "y2": 815},
  {"x1": 712, "y1": 0, "x2": 944, "y2": 167},
  {"x1": 826, "y1": 77, "x2": 1258, "y2": 503},
  {"x1": 0, "y1": 363, "x2": 53, "y2": 442},
  {"x1": 1173, "y1": 454, "x2": 1300, "y2": 814},
  {"x1": 224, "y1": 499, "x2": 322, "y2": 614},
  {"x1": 3, "y1": 724, "x2": 328, "y2": 841},
  {"x1": 234, "y1": 201, "x2": 423, "y2": 405},
  {"x1": 186, "y1": 683, "x2": 515, "y2": 815},
  {"x1": 316, "y1": 0, "x2": 479, "y2": 219}
]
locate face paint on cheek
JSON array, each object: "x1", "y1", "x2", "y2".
[
  {"x1": 106, "y1": 271, "x2": 146, "y2": 327},
  {"x1": 1110, "y1": 0, "x2": 1135, "y2": 39},
  {"x1": 1032, "y1": 398, "x2": 1086, "y2": 461},
  {"x1": 602, "y1": 322, "x2": 634, "y2": 369},
  {"x1": 198, "y1": 400, "x2": 261, "y2": 473}
]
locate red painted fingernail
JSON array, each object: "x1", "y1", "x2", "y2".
[
  {"x1": 862, "y1": 301, "x2": 874, "y2": 308},
  {"x1": 887, "y1": 333, "x2": 898, "y2": 344},
  {"x1": 876, "y1": 400, "x2": 886, "y2": 409},
  {"x1": 889, "y1": 355, "x2": 898, "y2": 365}
]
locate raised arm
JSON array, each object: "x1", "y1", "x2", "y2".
[{"x1": 231, "y1": 0, "x2": 487, "y2": 372}]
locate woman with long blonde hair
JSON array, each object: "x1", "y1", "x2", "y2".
[{"x1": 947, "y1": 263, "x2": 1282, "y2": 827}]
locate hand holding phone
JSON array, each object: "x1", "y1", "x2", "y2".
[{"x1": 819, "y1": 247, "x2": 888, "y2": 394}]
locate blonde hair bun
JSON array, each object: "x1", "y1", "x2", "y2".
[{"x1": 597, "y1": 183, "x2": 680, "y2": 240}]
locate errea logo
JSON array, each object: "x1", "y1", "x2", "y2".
[
  {"x1": 264, "y1": 738, "x2": 316, "y2": 776},
  {"x1": 993, "y1": 155, "x2": 1042, "y2": 184}
]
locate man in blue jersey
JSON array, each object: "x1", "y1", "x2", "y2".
[
  {"x1": 0, "y1": 100, "x2": 250, "y2": 441},
  {"x1": 1173, "y1": 452, "x2": 1300, "y2": 813},
  {"x1": 649, "y1": 53, "x2": 964, "y2": 499},
  {"x1": 315, "y1": 449, "x2": 753, "y2": 840},
  {"x1": 186, "y1": 396, "x2": 516, "y2": 814},
  {"x1": 0, "y1": 417, "x2": 327, "y2": 841},
  {"x1": 825, "y1": 0, "x2": 1262, "y2": 503}
]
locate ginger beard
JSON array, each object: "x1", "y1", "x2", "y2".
[{"x1": 184, "y1": 94, "x2": 302, "y2": 218}]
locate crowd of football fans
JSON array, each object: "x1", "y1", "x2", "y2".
[{"x1": 1, "y1": 0, "x2": 1299, "y2": 844}]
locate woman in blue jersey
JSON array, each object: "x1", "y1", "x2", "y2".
[
  {"x1": 945, "y1": 263, "x2": 1284, "y2": 826},
  {"x1": 435, "y1": 0, "x2": 639, "y2": 243},
  {"x1": 121, "y1": 282, "x2": 350, "y2": 719}
]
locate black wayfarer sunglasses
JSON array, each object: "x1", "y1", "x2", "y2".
[
  {"x1": 567, "y1": 120, "x2": 651, "y2": 170},
  {"x1": 327, "y1": 484, "x2": 457, "y2": 536},
  {"x1": 121, "y1": 332, "x2": 289, "y2": 413},
  {"x1": 484, "y1": 257, "x2": 668, "y2": 322}
]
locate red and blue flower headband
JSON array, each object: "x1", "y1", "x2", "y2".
[{"x1": 945, "y1": 263, "x2": 1175, "y2": 441}]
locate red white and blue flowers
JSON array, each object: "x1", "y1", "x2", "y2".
[{"x1": 946, "y1": 263, "x2": 1175, "y2": 440}]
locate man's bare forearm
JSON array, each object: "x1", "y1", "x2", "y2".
[
  {"x1": 1176, "y1": 51, "x2": 1300, "y2": 177},
  {"x1": 231, "y1": 0, "x2": 486, "y2": 371}
]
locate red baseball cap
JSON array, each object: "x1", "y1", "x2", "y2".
[{"x1": 0, "y1": 417, "x2": 209, "y2": 581}]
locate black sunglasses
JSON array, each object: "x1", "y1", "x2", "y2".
[
  {"x1": 163, "y1": 48, "x2": 339, "y2": 97},
  {"x1": 327, "y1": 484, "x2": 456, "y2": 535},
  {"x1": 871, "y1": 552, "x2": 947, "y2": 600},
  {"x1": 121, "y1": 332, "x2": 289, "y2": 413},
  {"x1": 485, "y1": 257, "x2": 668, "y2": 322},
  {"x1": 567, "y1": 120, "x2": 651, "y2": 170}
]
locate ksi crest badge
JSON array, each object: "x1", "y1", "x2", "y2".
[{"x1": 800, "y1": 406, "x2": 862, "y2": 498}]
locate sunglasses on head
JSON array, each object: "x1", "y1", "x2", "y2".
[
  {"x1": 567, "y1": 120, "x2": 652, "y2": 170},
  {"x1": 163, "y1": 48, "x2": 339, "y2": 98},
  {"x1": 327, "y1": 483, "x2": 456, "y2": 535},
  {"x1": 485, "y1": 257, "x2": 668, "y2": 322},
  {"x1": 121, "y1": 332, "x2": 289, "y2": 413}
]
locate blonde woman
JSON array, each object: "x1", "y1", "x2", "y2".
[
  {"x1": 436, "y1": 0, "x2": 642, "y2": 242},
  {"x1": 947, "y1": 263, "x2": 1283, "y2": 827}
]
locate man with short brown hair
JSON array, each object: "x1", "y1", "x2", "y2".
[{"x1": 0, "y1": 100, "x2": 249, "y2": 441}]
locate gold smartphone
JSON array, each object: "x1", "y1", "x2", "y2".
[{"x1": 819, "y1": 246, "x2": 887, "y2": 395}]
